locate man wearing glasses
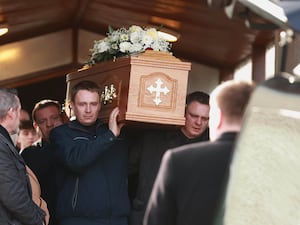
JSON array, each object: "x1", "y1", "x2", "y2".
[{"x1": 129, "y1": 91, "x2": 210, "y2": 225}]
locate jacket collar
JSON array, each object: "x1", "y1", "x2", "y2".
[
  {"x1": 217, "y1": 132, "x2": 238, "y2": 142},
  {"x1": 32, "y1": 138, "x2": 50, "y2": 148},
  {"x1": 0, "y1": 127, "x2": 24, "y2": 163},
  {"x1": 0, "y1": 125, "x2": 15, "y2": 146},
  {"x1": 68, "y1": 119, "x2": 103, "y2": 133}
]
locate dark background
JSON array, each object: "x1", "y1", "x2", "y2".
[{"x1": 17, "y1": 76, "x2": 67, "y2": 116}]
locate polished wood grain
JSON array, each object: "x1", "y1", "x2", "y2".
[{"x1": 66, "y1": 51, "x2": 190, "y2": 125}]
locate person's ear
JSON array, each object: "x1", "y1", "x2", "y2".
[
  {"x1": 215, "y1": 107, "x2": 223, "y2": 129},
  {"x1": 6, "y1": 108, "x2": 15, "y2": 120},
  {"x1": 60, "y1": 110, "x2": 70, "y2": 123},
  {"x1": 33, "y1": 121, "x2": 38, "y2": 129},
  {"x1": 70, "y1": 102, "x2": 74, "y2": 110}
]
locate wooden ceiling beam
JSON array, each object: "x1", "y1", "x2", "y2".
[
  {"x1": 72, "y1": 0, "x2": 92, "y2": 27},
  {"x1": 0, "y1": 64, "x2": 80, "y2": 88}
]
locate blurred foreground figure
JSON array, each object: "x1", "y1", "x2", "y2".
[
  {"x1": 144, "y1": 80, "x2": 254, "y2": 225},
  {"x1": 219, "y1": 75, "x2": 300, "y2": 225}
]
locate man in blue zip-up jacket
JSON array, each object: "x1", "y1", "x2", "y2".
[{"x1": 50, "y1": 80, "x2": 130, "y2": 225}]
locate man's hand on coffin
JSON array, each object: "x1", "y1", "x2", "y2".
[{"x1": 108, "y1": 107, "x2": 124, "y2": 137}]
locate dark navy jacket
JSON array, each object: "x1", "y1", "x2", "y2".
[{"x1": 49, "y1": 119, "x2": 130, "y2": 222}]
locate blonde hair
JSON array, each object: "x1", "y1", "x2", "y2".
[{"x1": 211, "y1": 80, "x2": 254, "y2": 123}]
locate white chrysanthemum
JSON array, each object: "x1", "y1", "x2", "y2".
[
  {"x1": 151, "y1": 40, "x2": 164, "y2": 51},
  {"x1": 129, "y1": 25, "x2": 143, "y2": 33},
  {"x1": 95, "y1": 40, "x2": 110, "y2": 53},
  {"x1": 111, "y1": 42, "x2": 119, "y2": 50},
  {"x1": 150, "y1": 41, "x2": 161, "y2": 51},
  {"x1": 119, "y1": 42, "x2": 132, "y2": 53},
  {"x1": 110, "y1": 32, "x2": 120, "y2": 42},
  {"x1": 130, "y1": 31, "x2": 142, "y2": 44},
  {"x1": 130, "y1": 43, "x2": 143, "y2": 52},
  {"x1": 120, "y1": 33, "x2": 129, "y2": 42},
  {"x1": 153, "y1": 39, "x2": 170, "y2": 51},
  {"x1": 146, "y1": 28, "x2": 159, "y2": 40},
  {"x1": 142, "y1": 34, "x2": 153, "y2": 48}
]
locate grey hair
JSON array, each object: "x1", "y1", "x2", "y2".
[{"x1": 0, "y1": 88, "x2": 20, "y2": 121}]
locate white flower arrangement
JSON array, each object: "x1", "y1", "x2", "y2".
[{"x1": 87, "y1": 25, "x2": 172, "y2": 65}]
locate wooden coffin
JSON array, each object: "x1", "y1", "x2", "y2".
[{"x1": 65, "y1": 50, "x2": 191, "y2": 125}]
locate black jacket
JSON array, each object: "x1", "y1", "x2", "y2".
[
  {"x1": 21, "y1": 140, "x2": 58, "y2": 225},
  {"x1": 0, "y1": 125, "x2": 45, "y2": 225},
  {"x1": 143, "y1": 132, "x2": 237, "y2": 225},
  {"x1": 50, "y1": 120, "x2": 130, "y2": 223},
  {"x1": 129, "y1": 128, "x2": 209, "y2": 225}
]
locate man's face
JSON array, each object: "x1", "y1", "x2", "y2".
[
  {"x1": 71, "y1": 90, "x2": 101, "y2": 126},
  {"x1": 17, "y1": 128, "x2": 39, "y2": 150},
  {"x1": 182, "y1": 101, "x2": 210, "y2": 139},
  {"x1": 35, "y1": 105, "x2": 63, "y2": 141}
]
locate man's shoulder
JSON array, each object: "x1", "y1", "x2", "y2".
[
  {"x1": 50, "y1": 123, "x2": 72, "y2": 136},
  {"x1": 54, "y1": 122, "x2": 69, "y2": 130},
  {"x1": 167, "y1": 136, "x2": 234, "y2": 167},
  {"x1": 170, "y1": 140, "x2": 211, "y2": 156},
  {"x1": 168, "y1": 139, "x2": 224, "y2": 160},
  {"x1": 160, "y1": 142, "x2": 218, "y2": 175},
  {"x1": 22, "y1": 144, "x2": 41, "y2": 152},
  {"x1": 21, "y1": 143, "x2": 45, "y2": 158},
  {"x1": 0, "y1": 132, "x2": 8, "y2": 145}
]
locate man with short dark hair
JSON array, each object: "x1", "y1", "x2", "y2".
[
  {"x1": 21, "y1": 99, "x2": 66, "y2": 225},
  {"x1": 50, "y1": 80, "x2": 130, "y2": 225},
  {"x1": 31, "y1": 99, "x2": 67, "y2": 142},
  {"x1": 0, "y1": 88, "x2": 45, "y2": 225},
  {"x1": 129, "y1": 91, "x2": 210, "y2": 225},
  {"x1": 143, "y1": 80, "x2": 254, "y2": 225}
]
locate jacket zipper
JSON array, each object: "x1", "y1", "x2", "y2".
[{"x1": 72, "y1": 177, "x2": 79, "y2": 210}]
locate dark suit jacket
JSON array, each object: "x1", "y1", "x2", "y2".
[
  {"x1": 129, "y1": 128, "x2": 209, "y2": 225},
  {"x1": 0, "y1": 125, "x2": 45, "y2": 225},
  {"x1": 143, "y1": 132, "x2": 237, "y2": 225}
]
